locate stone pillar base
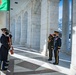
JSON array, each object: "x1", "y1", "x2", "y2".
[{"x1": 70, "y1": 64, "x2": 76, "y2": 75}]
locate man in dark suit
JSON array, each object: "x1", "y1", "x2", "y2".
[{"x1": 53, "y1": 31, "x2": 61, "y2": 65}]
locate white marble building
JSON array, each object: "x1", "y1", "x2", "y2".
[
  {"x1": 9, "y1": 0, "x2": 76, "y2": 74},
  {"x1": 10, "y1": 0, "x2": 59, "y2": 55},
  {"x1": 0, "y1": 0, "x2": 76, "y2": 74}
]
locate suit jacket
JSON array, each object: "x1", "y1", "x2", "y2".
[
  {"x1": 0, "y1": 34, "x2": 10, "y2": 61},
  {"x1": 54, "y1": 36, "x2": 61, "y2": 51}
]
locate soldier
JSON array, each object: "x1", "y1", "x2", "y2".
[
  {"x1": 48, "y1": 34, "x2": 54, "y2": 61},
  {"x1": 53, "y1": 31, "x2": 61, "y2": 65},
  {"x1": 0, "y1": 28, "x2": 10, "y2": 70}
]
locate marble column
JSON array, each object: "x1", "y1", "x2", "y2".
[
  {"x1": 10, "y1": 19, "x2": 15, "y2": 43},
  {"x1": 40, "y1": 0, "x2": 59, "y2": 56},
  {"x1": 20, "y1": 11, "x2": 28, "y2": 46},
  {"x1": 31, "y1": 0, "x2": 41, "y2": 50},
  {"x1": 14, "y1": 18, "x2": 17, "y2": 44},
  {"x1": 70, "y1": 0, "x2": 76, "y2": 74},
  {"x1": 15, "y1": 18, "x2": 18, "y2": 44},
  {"x1": 62, "y1": 0, "x2": 69, "y2": 52},
  {"x1": 27, "y1": 5, "x2": 32, "y2": 48},
  {"x1": 40, "y1": 0, "x2": 48, "y2": 55},
  {"x1": 6, "y1": 11, "x2": 10, "y2": 30},
  {"x1": 49, "y1": 0, "x2": 59, "y2": 34},
  {"x1": 15, "y1": 16, "x2": 21, "y2": 44}
]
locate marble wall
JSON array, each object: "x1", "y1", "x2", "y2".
[{"x1": 10, "y1": 0, "x2": 59, "y2": 54}]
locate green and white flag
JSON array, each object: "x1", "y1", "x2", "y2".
[{"x1": 0, "y1": 0, "x2": 10, "y2": 11}]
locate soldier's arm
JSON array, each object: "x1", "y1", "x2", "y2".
[
  {"x1": 58, "y1": 38, "x2": 61, "y2": 49},
  {"x1": 48, "y1": 38, "x2": 51, "y2": 42}
]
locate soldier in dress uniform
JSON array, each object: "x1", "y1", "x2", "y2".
[
  {"x1": 0, "y1": 28, "x2": 10, "y2": 70},
  {"x1": 48, "y1": 34, "x2": 54, "y2": 61},
  {"x1": 53, "y1": 31, "x2": 61, "y2": 65}
]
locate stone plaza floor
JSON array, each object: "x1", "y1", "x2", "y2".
[{"x1": 0, "y1": 47, "x2": 71, "y2": 75}]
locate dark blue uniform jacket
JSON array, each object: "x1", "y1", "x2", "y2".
[{"x1": 54, "y1": 36, "x2": 61, "y2": 51}]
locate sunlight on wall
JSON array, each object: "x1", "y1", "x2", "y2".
[{"x1": 41, "y1": 40, "x2": 47, "y2": 56}]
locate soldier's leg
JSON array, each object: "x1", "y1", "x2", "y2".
[
  {"x1": 51, "y1": 50, "x2": 53, "y2": 59},
  {"x1": 49, "y1": 49, "x2": 52, "y2": 60},
  {"x1": 55, "y1": 50, "x2": 59, "y2": 64},
  {"x1": 1, "y1": 61, "x2": 8, "y2": 70},
  {"x1": 49, "y1": 49, "x2": 50, "y2": 59},
  {"x1": 48, "y1": 49, "x2": 51, "y2": 60},
  {"x1": 54, "y1": 50, "x2": 56, "y2": 63}
]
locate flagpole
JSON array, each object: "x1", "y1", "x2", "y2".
[
  {"x1": 9, "y1": 0, "x2": 10, "y2": 32},
  {"x1": 9, "y1": 8, "x2": 10, "y2": 32},
  {"x1": 6, "y1": 0, "x2": 10, "y2": 31}
]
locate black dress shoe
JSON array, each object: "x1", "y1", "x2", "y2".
[
  {"x1": 48, "y1": 59, "x2": 52, "y2": 61},
  {"x1": 53, "y1": 62, "x2": 58, "y2": 65},
  {"x1": 1, "y1": 68, "x2": 7, "y2": 71}
]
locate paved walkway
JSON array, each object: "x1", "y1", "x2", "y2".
[{"x1": 0, "y1": 47, "x2": 71, "y2": 75}]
